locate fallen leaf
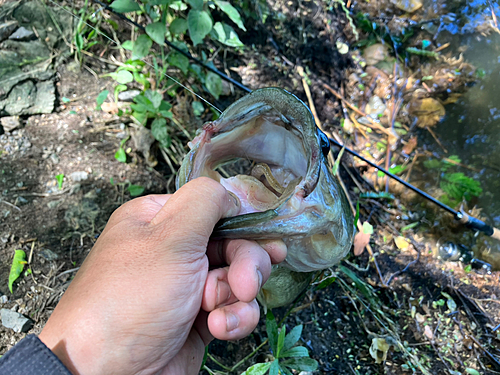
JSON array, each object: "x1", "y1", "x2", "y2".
[
  {"x1": 408, "y1": 97, "x2": 445, "y2": 128},
  {"x1": 353, "y1": 231, "x2": 371, "y2": 256},
  {"x1": 101, "y1": 102, "x2": 119, "y2": 114},
  {"x1": 369, "y1": 337, "x2": 393, "y2": 364},
  {"x1": 402, "y1": 136, "x2": 417, "y2": 154},
  {"x1": 394, "y1": 236, "x2": 410, "y2": 250},
  {"x1": 424, "y1": 325, "x2": 434, "y2": 340},
  {"x1": 415, "y1": 312, "x2": 425, "y2": 324}
]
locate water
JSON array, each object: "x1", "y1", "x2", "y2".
[{"x1": 418, "y1": 2, "x2": 500, "y2": 263}]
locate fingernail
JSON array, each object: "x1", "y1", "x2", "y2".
[
  {"x1": 226, "y1": 312, "x2": 239, "y2": 332},
  {"x1": 216, "y1": 280, "x2": 231, "y2": 307},
  {"x1": 256, "y1": 269, "x2": 263, "y2": 290},
  {"x1": 227, "y1": 191, "x2": 241, "y2": 216}
]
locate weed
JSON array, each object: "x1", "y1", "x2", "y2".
[{"x1": 8, "y1": 250, "x2": 27, "y2": 293}]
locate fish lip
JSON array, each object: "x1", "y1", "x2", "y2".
[{"x1": 179, "y1": 88, "x2": 323, "y2": 198}]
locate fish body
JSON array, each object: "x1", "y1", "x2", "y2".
[{"x1": 177, "y1": 88, "x2": 354, "y2": 306}]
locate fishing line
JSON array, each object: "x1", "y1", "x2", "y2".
[
  {"x1": 47, "y1": 0, "x2": 223, "y2": 114},
  {"x1": 38, "y1": 1, "x2": 500, "y2": 240}
]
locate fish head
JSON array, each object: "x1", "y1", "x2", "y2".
[{"x1": 177, "y1": 87, "x2": 354, "y2": 273}]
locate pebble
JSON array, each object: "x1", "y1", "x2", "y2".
[
  {"x1": 0, "y1": 295, "x2": 8, "y2": 304},
  {"x1": 8, "y1": 26, "x2": 35, "y2": 41},
  {"x1": 39, "y1": 248, "x2": 59, "y2": 261},
  {"x1": 0, "y1": 116, "x2": 21, "y2": 132},
  {"x1": 118, "y1": 90, "x2": 141, "y2": 102},
  {"x1": 50, "y1": 153, "x2": 60, "y2": 164},
  {"x1": 0, "y1": 308, "x2": 32, "y2": 333},
  {"x1": 14, "y1": 196, "x2": 28, "y2": 205},
  {"x1": 70, "y1": 171, "x2": 88, "y2": 182}
]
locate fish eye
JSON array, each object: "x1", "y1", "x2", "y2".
[{"x1": 318, "y1": 129, "x2": 330, "y2": 157}]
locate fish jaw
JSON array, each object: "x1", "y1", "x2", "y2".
[{"x1": 177, "y1": 87, "x2": 355, "y2": 276}]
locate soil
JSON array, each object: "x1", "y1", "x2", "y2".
[{"x1": 1, "y1": 0, "x2": 500, "y2": 374}]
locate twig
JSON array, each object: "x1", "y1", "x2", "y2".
[
  {"x1": 0, "y1": 199, "x2": 21, "y2": 211},
  {"x1": 322, "y1": 82, "x2": 393, "y2": 136},
  {"x1": 426, "y1": 127, "x2": 448, "y2": 153},
  {"x1": 56, "y1": 267, "x2": 80, "y2": 278}
]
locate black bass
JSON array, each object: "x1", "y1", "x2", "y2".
[{"x1": 177, "y1": 88, "x2": 354, "y2": 307}]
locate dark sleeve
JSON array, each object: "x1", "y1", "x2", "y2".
[{"x1": 0, "y1": 335, "x2": 72, "y2": 375}]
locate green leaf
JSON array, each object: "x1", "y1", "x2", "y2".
[
  {"x1": 159, "y1": 100, "x2": 173, "y2": 118},
  {"x1": 170, "y1": 1, "x2": 188, "y2": 11},
  {"x1": 151, "y1": 118, "x2": 171, "y2": 147},
  {"x1": 75, "y1": 33, "x2": 83, "y2": 52},
  {"x1": 145, "y1": 90, "x2": 163, "y2": 109},
  {"x1": 149, "y1": 0, "x2": 171, "y2": 4},
  {"x1": 186, "y1": 0, "x2": 203, "y2": 10},
  {"x1": 269, "y1": 359, "x2": 279, "y2": 375},
  {"x1": 113, "y1": 85, "x2": 127, "y2": 101},
  {"x1": 170, "y1": 18, "x2": 188, "y2": 35},
  {"x1": 464, "y1": 264, "x2": 472, "y2": 273},
  {"x1": 205, "y1": 71, "x2": 222, "y2": 99},
  {"x1": 55, "y1": 173, "x2": 64, "y2": 189},
  {"x1": 359, "y1": 191, "x2": 395, "y2": 200},
  {"x1": 132, "y1": 34, "x2": 153, "y2": 60},
  {"x1": 362, "y1": 221, "x2": 373, "y2": 235},
  {"x1": 212, "y1": 22, "x2": 244, "y2": 47},
  {"x1": 168, "y1": 52, "x2": 189, "y2": 74},
  {"x1": 331, "y1": 146, "x2": 344, "y2": 176},
  {"x1": 62, "y1": 97, "x2": 70, "y2": 103},
  {"x1": 465, "y1": 369, "x2": 481, "y2": 375},
  {"x1": 241, "y1": 362, "x2": 272, "y2": 375},
  {"x1": 122, "y1": 40, "x2": 133, "y2": 50},
  {"x1": 188, "y1": 10, "x2": 212, "y2": 46},
  {"x1": 354, "y1": 200, "x2": 360, "y2": 227},
  {"x1": 316, "y1": 275, "x2": 337, "y2": 290},
  {"x1": 192, "y1": 101, "x2": 204, "y2": 116},
  {"x1": 110, "y1": 0, "x2": 141, "y2": 13},
  {"x1": 9, "y1": 250, "x2": 27, "y2": 293},
  {"x1": 279, "y1": 365, "x2": 293, "y2": 375},
  {"x1": 281, "y1": 357, "x2": 318, "y2": 372},
  {"x1": 266, "y1": 311, "x2": 278, "y2": 354},
  {"x1": 276, "y1": 325, "x2": 286, "y2": 357},
  {"x1": 282, "y1": 325, "x2": 303, "y2": 353},
  {"x1": 213, "y1": 0, "x2": 246, "y2": 30},
  {"x1": 127, "y1": 184, "x2": 145, "y2": 197},
  {"x1": 281, "y1": 346, "x2": 309, "y2": 358},
  {"x1": 115, "y1": 147, "x2": 127, "y2": 163},
  {"x1": 96, "y1": 89, "x2": 109, "y2": 110},
  {"x1": 146, "y1": 21, "x2": 166, "y2": 45},
  {"x1": 108, "y1": 70, "x2": 134, "y2": 84},
  {"x1": 133, "y1": 94, "x2": 157, "y2": 113}
]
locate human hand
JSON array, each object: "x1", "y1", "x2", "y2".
[{"x1": 39, "y1": 177, "x2": 287, "y2": 375}]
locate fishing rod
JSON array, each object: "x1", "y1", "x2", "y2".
[{"x1": 92, "y1": 1, "x2": 500, "y2": 241}]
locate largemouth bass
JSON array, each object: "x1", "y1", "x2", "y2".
[{"x1": 177, "y1": 88, "x2": 354, "y2": 307}]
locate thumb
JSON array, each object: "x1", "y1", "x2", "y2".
[{"x1": 149, "y1": 177, "x2": 241, "y2": 241}]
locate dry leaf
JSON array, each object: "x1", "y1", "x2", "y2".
[
  {"x1": 408, "y1": 97, "x2": 445, "y2": 128},
  {"x1": 424, "y1": 325, "x2": 434, "y2": 340},
  {"x1": 369, "y1": 338, "x2": 393, "y2": 364},
  {"x1": 394, "y1": 236, "x2": 410, "y2": 250},
  {"x1": 353, "y1": 231, "x2": 371, "y2": 256},
  {"x1": 415, "y1": 312, "x2": 425, "y2": 324},
  {"x1": 101, "y1": 102, "x2": 119, "y2": 114},
  {"x1": 402, "y1": 136, "x2": 417, "y2": 155}
]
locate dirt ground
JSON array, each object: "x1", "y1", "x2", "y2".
[{"x1": 1, "y1": 0, "x2": 500, "y2": 374}]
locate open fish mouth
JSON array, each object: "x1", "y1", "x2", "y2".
[{"x1": 177, "y1": 87, "x2": 354, "y2": 273}]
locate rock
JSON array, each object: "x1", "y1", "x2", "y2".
[
  {"x1": 0, "y1": 295, "x2": 8, "y2": 304},
  {"x1": 0, "y1": 20, "x2": 18, "y2": 42},
  {"x1": 392, "y1": 0, "x2": 423, "y2": 13},
  {"x1": 70, "y1": 171, "x2": 89, "y2": 182},
  {"x1": 0, "y1": 308, "x2": 32, "y2": 333},
  {"x1": 0, "y1": 116, "x2": 20, "y2": 132},
  {"x1": 49, "y1": 153, "x2": 59, "y2": 164},
  {"x1": 39, "y1": 248, "x2": 59, "y2": 261},
  {"x1": 118, "y1": 90, "x2": 141, "y2": 102},
  {"x1": 363, "y1": 44, "x2": 388, "y2": 66},
  {"x1": 47, "y1": 199, "x2": 63, "y2": 209},
  {"x1": 14, "y1": 196, "x2": 28, "y2": 205},
  {"x1": 8, "y1": 26, "x2": 35, "y2": 41}
]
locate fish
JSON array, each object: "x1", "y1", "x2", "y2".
[{"x1": 176, "y1": 87, "x2": 355, "y2": 308}]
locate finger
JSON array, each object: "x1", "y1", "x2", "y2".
[
  {"x1": 207, "y1": 300, "x2": 260, "y2": 341},
  {"x1": 207, "y1": 238, "x2": 287, "y2": 266},
  {"x1": 149, "y1": 177, "x2": 240, "y2": 239},
  {"x1": 202, "y1": 268, "x2": 238, "y2": 311},
  {"x1": 256, "y1": 239, "x2": 288, "y2": 264},
  {"x1": 225, "y1": 240, "x2": 271, "y2": 302}
]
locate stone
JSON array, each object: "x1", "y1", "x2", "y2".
[
  {"x1": 118, "y1": 90, "x2": 141, "y2": 102},
  {"x1": 14, "y1": 196, "x2": 28, "y2": 205},
  {"x1": 8, "y1": 26, "x2": 35, "y2": 41},
  {"x1": 49, "y1": 153, "x2": 59, "y2": 164},
  {"x1": 0, "y1": 295, "x2": 8, "y2": 304},
  {"x1": 0, "y1": 20, "x2": 18, "y2": 42},
  {"x1": 0, "y1": 116, "x2": 20, "y2": 132},
  {"x1": 47, "y1": 199, "x2": 63, "y2": 209},
  {"x1": 363, "y1": 44, "x2": 388, "y2": 66},
  {"x1": 0, "y1": 308, "x2": 32, "y2": 333},
  {"x1": 39, "y1": 248, "x2": 59, "y2": 261},
  {"x1": 70, "y1": 171, "x2": 88, "y2": 182}
]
